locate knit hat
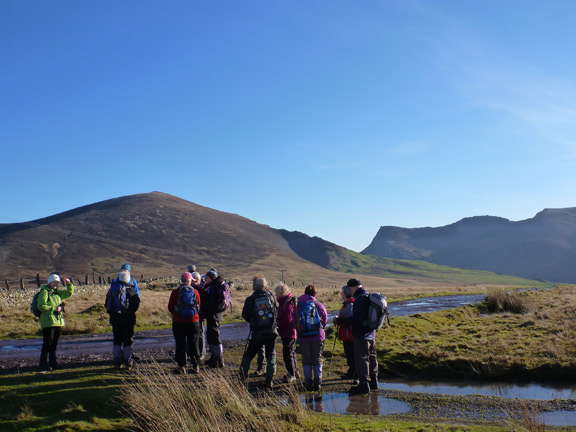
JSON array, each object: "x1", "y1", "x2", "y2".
[
  {"x1": 205, "y1": 268, "x2": 218, "y2": 280},
  {"x1": 119, "y1": 270, "x2": 131, "y2": 284},
  {"x1": 346, "y1": 278, "x2": 362, "y2": 288},
  {"x1": 47, "y1": 274, "x2": 61, "y2": 285},
  {"x1": 187, "y1": 265, "x2": 196, "y2": 272},
  {"x1": 181, "y1": 272, "x2": 193, "y2": 283},
  {"x1": 120, "y1": 263, "x2": 132, "y2": 272}
]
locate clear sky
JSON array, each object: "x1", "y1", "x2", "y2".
[{"x1": 2, "y1": 0, "x2": 576, "y2": 252}]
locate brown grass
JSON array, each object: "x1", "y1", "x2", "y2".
[
  {"x1": 120, "y1": 362, "x2": 305, "y2": 432},
  {"x1": 483, "y1": 288, "x2": 537, "y2": 314}
]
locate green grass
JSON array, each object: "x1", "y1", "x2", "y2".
[
  {"x1": 0, "y1": 365, "x2": 130, "y2": 431},
  {"x1": 372, "y1": 286, "x2": 576, "y2": 381},
  {"x1": 325, "y1": 247, "x2": 550, "y2": 286}
]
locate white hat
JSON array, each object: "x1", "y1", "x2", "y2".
[{"x1": 47, "y1": 274, "x2": 61, "y2": 285}]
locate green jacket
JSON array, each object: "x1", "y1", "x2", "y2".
[{"x1": 37, "y1": 283, "x2": 74, "y2": 329}]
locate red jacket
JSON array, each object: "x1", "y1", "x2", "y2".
[
  {"x1": 338, "y1": 298, "x2": 355, "y2": 342},
  {"x1": 168, "y1": 285, "x2": 201, "y2": 323}
]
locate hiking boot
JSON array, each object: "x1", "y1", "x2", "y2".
[
  {"x1": 369, "y1": 378, "x2": 379, "y2": 391},
  {"x1": 189, "y1": 364, "x2": 199, "y2": 374},
  {"x1": 265, "y1": 380, "x2": 274, "y2": 390},
  {"x1": 216, "y1": 357, "x2": 225, "y2": 369},
  {"x1": 313, "y1": 379, "x2": 322, "y2": 392},
  {"x1": 178, "y1": 366, "x2": 187, "y2": 375},
  {"x1": 254, "y1": 368, "x2": 266, "y2": 377},
  {"x1": 349, "y1": 383, "x2": 370, "y2": 396},
  {"x1": 304, "y1": 379, "x2": 313, "y2": 391}
]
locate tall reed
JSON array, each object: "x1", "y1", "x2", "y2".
[{"x1": 120, "y1": 362, "x2": 305, "y2": 432}]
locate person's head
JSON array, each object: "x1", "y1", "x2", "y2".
[
  {"x1": 304, "y1": 284, "x2": 317, "y2": 297},
  {"x1": 120, "y1": 263, "x2": 132, "y2": 273},
  {"x1": 275, "y1": 282, "x2": 290, "y2": 298},
  {"x1": 181, "y1": 272, "x2": 193, "y2": 285},
  {"x1": 346, "y1": 278, "x2": 362, "y2": 295},
  {"x1": 190, "y1": 271, "x2": 202, "y2": 286},
  {"x1": 205, "y1": 268, "x2": 218, "y2": 283},
  {"x1": 253, "y1": 276, "x2": 268, "y2": 292},
  {"x1": 187, "y1": 264, "x2": 196, "y2": 273},
  {"x1": 47, "y1": 273, "x2": 60, "y2": 289},
  {"x1": 119, "y1": 270, "x2": 131, "y2": 284},
  {"x1": 341, "y1": 284, "x2": 352, "y2": 300}
]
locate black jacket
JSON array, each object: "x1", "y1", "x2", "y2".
[{"x1": 349, "y1": 287, "x2": 376, "y2": 340}]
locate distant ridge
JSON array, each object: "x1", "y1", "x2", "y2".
[
  {"x1": 0, "y1": 192, "x2": 542, "y2": 286},
  {"x1": 362, "y1": 208, "x2": 576, "y2": 283}
]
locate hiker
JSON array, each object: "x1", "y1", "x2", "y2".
[
  {"x1": 296, "y1": 284, "x2": 327, "y2": 391},
  {"x1": 275, "y1": 282, "x2": 298, "y2": 383},
  {"x1": 239, "y1": 276, "x2": 278, "y2": 389},
  {"x1": 105, "y1": 269, "x2": 140, "y2": 368},
  {"x1": 202, "y1": 268, "x2": 229, "y2": 368},
  {"x1": 332, "y1": 284, "x2": 357, "y2": 383},
  {"x1": 37, "y1": 273, "x2": 74, "y2": 371},
  {"x1": 168, "y1": 272, "x2": 201, "y2": 374},
  {"x1": 341, "y1": 278, "x2": 379, "y2": 395},
  {"x1": 190, "y1": 271, "x2": 207, "y2": 361},
  {"x1": 119, "y1": 263, "x2": 140, "y2": 295}
]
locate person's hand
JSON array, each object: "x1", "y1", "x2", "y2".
[
  {"x1": 62, "y1": 277, "x2": 71, "y2": 285},
  {"x1": 55, "y1": 305, "x2": 63, "y2": 314}
]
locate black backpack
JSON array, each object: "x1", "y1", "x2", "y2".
[
  {"x1": 31, "y1": 288, "x2": 49, "y2": 318},
  {"x1": 251, "y1": 291, "x2": 276, "y2": 331}
]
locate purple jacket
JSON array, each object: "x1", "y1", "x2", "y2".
[
  {"x1": 277, "y1": 294, "x2": 297, "y2": 339},
  {"x1": 296, "y1": 294, "x2": 328, "y2": 343}
]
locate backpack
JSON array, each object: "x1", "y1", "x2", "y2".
[
  {"x1": 251, "y1": 291, "x2": 276, "y2": 331},
  {"x1": 105, "y1": 281, "x2": 131, "y2": 314},
  {"x1": 215, "y1": 281, "x2": 231, "y2": 312},
  {"x1": 362, "y1": 292, "x2": 389, "y2": 330},
  {"x1": 31, "y1": 289, "x2": 48, "y2": 318},
  {"x1": 175, "y1": 286, "x2": 198, "y2": 317},
  {"x1": 297, "y1": 300, "x2": 322, "y2": 336}
]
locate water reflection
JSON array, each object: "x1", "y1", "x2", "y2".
[
  {"x1": 300, "y1": 392, "x2": 411, "y2": 416},
  {"x1": 381, "y1": 380, "x2": 576, "y2": 400}
]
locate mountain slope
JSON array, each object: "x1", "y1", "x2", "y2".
[
  {"x1": 0, "y1": 192, "x2": 542, "y2": 286},
  {"x1": 362, "y1": 208, "x2": 576, "y2": 283}
]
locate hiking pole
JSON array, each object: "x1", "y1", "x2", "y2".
[
  {"x1": 243, "y1": 329, "x2": 252, "y2": 357},
  {"x1": 326, "y1": 323, "x2": 339, "y2": 378}
]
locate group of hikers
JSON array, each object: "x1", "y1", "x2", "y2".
[{"x1": 34, "y1": 263, "x2": 384, "y2": 395}]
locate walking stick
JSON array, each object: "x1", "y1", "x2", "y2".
[{"x1": 326, "y1": 323, "x2": 339, "y2": 378}]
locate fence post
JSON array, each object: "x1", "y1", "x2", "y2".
[
  {"x1": 4, "y1": 280, "x2": 9, "y2": 290},
  {"x1": 20, "y1": 278, "x2": 24, "y2": 289},
  {"x1": 36, "y1": 273, "x2": 41, "y2": 288},
  {"x1": 77, "y1": 278, "x2": 82, "y2": 286}
]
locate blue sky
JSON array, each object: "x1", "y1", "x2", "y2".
[{"x1": 2, "y1": 0, "x2": 576, "y2": 252}]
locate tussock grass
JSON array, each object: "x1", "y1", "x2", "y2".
[
  {"x1": 483, "y1": 288, "x2": 536, "y2": 314},
  {"x1": 120, "y1": 362, "x2": 306, "y2": 432}
]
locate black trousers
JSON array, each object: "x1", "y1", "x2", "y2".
[
  {"x1": 281, "y1": 337, "x2": 298, "y2": 377},
  {"x1": 205, "y1": 312, "x2": 223, "y2": 345},
  {"x1": 172, "y1": 321, "x2": 201, "y2": 367},
  {"x1": 245, "y1": 336, "x2": 277, "y2": 361},
  {"x1": 40, "y1": 327, "x2": 61, "y2": 367},
  {"x1": 112, "y1": 323, "x2": 135, "y2": 347}
]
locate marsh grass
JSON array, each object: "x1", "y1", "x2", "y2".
[
  {"x1": 483, "y1": 289, "x2": 536, "y2": 314},
  {"x1": 379, "y1": 285, "x2": 576, "y2": 380},
  {"x1": 120, "y1": 361, "x2": 306, "y2": 432}
]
